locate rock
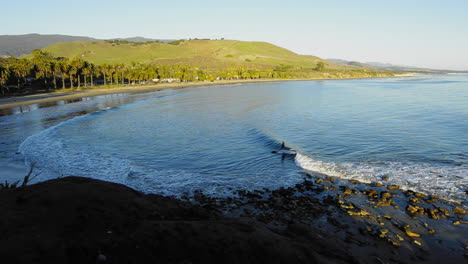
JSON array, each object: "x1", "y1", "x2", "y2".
[
  {"x1": 396, "y1": 235, "x2": 404, "y2": 241},
  {"x1": 413, "y1": 240, "x2": 422, "y2": 246},
  {"x1": 349, "y1": 180, "x2": 361, "y2": 184},
  {"x1": 387, "y1": 239, "x2": 400, "y2": 247},
  {"x1": 409, "y1": 197, "x2": 421, "y2": 204},
  {"x1": 428, "y1": 209, "x2": 439, "y2": 220},
  {"x1": 428, "y1": 229, "x2": 436, "y2": 234},
  {"x1": 315, "y1": 178, "x2": 323, "y2": 184},
  {"x1": 406, "y1": 205, "x2": 424, "y2": 215},
  {"x1": 343, "y1": 188, "x2": 352, "y2": 195},
  {"x1": 438, "y1": 207, "x2": 449, "y2": 217},
  {"x1": 383, "y1": 215, "x2": 392, "y2": 220},
  {"x1": 453, "y1": 207, "x2": 466, "y2": 215},
  {"x1": 379, "y1": 229, "x2": 389, "y2": 238},
  {"x1": 340, "y1": 203, "x2": 354, "y2": 209},
  {"x1": 414, "y1": 192, "x2": 425, "y2": 198},
  {"x1": 376, "y1": 200, "x2": 392, "y2": 207},
  {"x1": 453, "y1": 221, "x2": 461, "y2": 226},
  {"x1": 405, "y1": 230, "x2": 421, "y2": 238},
  {"x1": 363, "y1": 189, "x2": 379, "y2": 199},
  {"x1": 324, "y1": 177, "x2": 335, "y2": 183},
  {"x1": 380, "y1": 192, "x2": 392, "y2": 199},
  {"x1": 379, "y1": 229, "x2": 389, "y2": 234},
  {"x1": 387, "y1": 185, "x2": 400, "y2": 190},
  {"x1": 348, "y1": 209, "x2": 369, "y2": 217},
  {"x1": 97, "y1": 253, "x2": 107, "y2": 262},
  {"x1": 382, "y1": 176, "x2": 389, "y2": 181},
  {"x1": 373, "y1": 182, "x2": 383, "y2": 187}
]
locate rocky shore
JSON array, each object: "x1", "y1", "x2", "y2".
[{"x1": 1, "y1": 176, "x2": 466, "y2": 263}]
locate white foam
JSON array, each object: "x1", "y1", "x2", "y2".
[
  {"x1": 18, "y1": 113, "x2": 305, "y2": 197},
  {"x1": 295, "y1": 152, "x2": 467, "y2": 202},
  {"x1": 295, "y1": 152, "x2": 352, "y2": 179},
  {"x1": 19, "y1": 113, "x2": 132, "y2": 184},
  {"x1": 19, "y1": 112, "x2": 466, "y2": 201}
]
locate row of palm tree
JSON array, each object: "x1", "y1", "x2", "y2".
[{"x1": 0, "y1": 50, "x2": 298, "y2": 96}]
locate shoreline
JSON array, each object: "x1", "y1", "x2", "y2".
[{"x1": 0, "y1": 73, "x2": 416, "y2": 110}]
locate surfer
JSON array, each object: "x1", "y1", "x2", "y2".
[{"x1": 272, "y1": 141, "x2": 296, "y2": 157}]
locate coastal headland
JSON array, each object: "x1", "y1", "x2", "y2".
[{"x1": 1, "y1": 173, "x2": 466, "y2": 263}]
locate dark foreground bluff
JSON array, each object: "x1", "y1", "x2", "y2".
[{"x1": 0, "y1": 177, "x2": 355, "y2": 264}]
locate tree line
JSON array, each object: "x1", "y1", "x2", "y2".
[{"x1": 0, "y1": 50, "x2": 319, "y2": 96}]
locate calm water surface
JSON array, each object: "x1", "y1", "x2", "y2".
[{"x1": 1, "y1": 75, "x2": 467, "y2": 202}]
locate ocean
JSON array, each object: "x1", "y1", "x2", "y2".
[{"x1": 1, "y1": 75, "x2": 466, "y2": 203}]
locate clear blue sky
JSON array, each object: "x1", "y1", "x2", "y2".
[{"x1": 3, "y1": 0, "x2": 468, "y2": 70}]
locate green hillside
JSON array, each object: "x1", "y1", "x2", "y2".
[{"x1": 39, "y1": 39, "x2": 352, "y2": 71}]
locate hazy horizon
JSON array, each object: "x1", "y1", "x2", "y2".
[{"x1": 3, "y1": 0, "x2": 468, "y2": 71}]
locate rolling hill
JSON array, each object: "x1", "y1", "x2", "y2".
[{"x1": 39, "y1": 39, "x2": 353, "y2": 71}]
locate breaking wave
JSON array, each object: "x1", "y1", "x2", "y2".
[
  {"x1": 18, "y1": 112, "x2": 304, "y2": 197},
  {"x1": 295, "y1": 152, "x2": 467, "y2": 202}
]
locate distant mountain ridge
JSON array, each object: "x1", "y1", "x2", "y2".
[
  {"x1": 0, "y1": 34, "x2": 174, "y2": 57},
  {"x1": 111, "y1": 37, "x2": 175, "y2": 43},
  {"x1": 0, "y1": 34, "x2": 98, "y2": 57},
  {"x1": 327, "y1": 58, "x2": 468, "y2": 73}
]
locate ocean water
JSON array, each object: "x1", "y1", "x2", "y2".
[{"x1": 1, "y1": 75, "x2": 467, "y2": 203}]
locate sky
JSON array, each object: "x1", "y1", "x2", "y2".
[{"x1": 3, "y1": 0, "x2": 468, "y2": 70}]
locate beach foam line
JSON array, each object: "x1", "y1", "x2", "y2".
[{"x1": 295, "y1": 152, "x2": 467, "y2": 203}]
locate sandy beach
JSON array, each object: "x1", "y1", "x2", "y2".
[{"x1": 0, "y1": 72, "x2": 416, "y2": 110}]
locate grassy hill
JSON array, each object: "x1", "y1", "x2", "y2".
[{"x1": 40, "y1": 39, "x2": 354, "y2": 71}]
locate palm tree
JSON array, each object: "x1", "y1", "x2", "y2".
[
  {"x1": 51, "y1": 60, "x2": 63, "y2": 89},
  {"x1": 31, "y1": 50, "x2": 53, "y2": 89},
  {"x1": 100, "y1": 64, "x2": 109, "y2": 85},
  {"x1": 70, "y1": 58, "x2": 85, "y2": 88},
  {"x1": 81, "y1": 61, "x2": 92, "y2": 87},
  {"x1": 108, "y1": 64, "x2": 116, "y2": 85},
  {"x1": 113, "y1": 65, "x2": 119, "y2": 85},
  {"x1": 91, "y1": 64, "x2": 101, "y2": 87},
  {"x1": 11, "y1": 58, "x2": 31, "y2": 89},
  {"x1": 0, "y1": 63, "x2": 10, "y2": 96},
  {"x1": 116, "y1": 64, "x2": 127, "y2": 85},
  {"x1": 68, "y1": 62, "x2": 77, "y2": 89},
  {"x1": 34, "y1": 59, "x2": 51, "y2": 89},
  {"x1": 60, "y1": 59, "x2": 71, "y2": 89}
]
